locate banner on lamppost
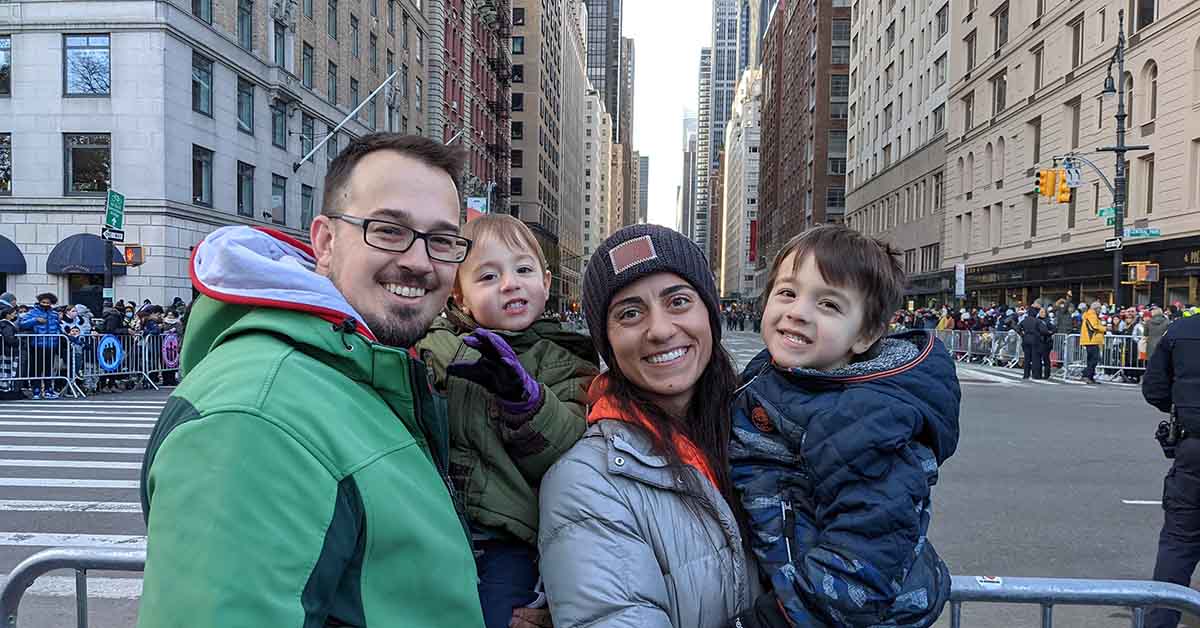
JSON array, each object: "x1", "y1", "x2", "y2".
[{"x1": 955, "y1": 263, "x2": 966, "y2": 299}]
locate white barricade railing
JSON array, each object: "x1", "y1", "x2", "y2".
[
  {"x1": 1059, "y1": 333, "x2": 1145, "y2": 382},
  {"x1": 0, "y1": 332, "x2": 182, "y2": 397},
  {"x1": 0, "y1": 334, "x2": 83, "y2": 398}
]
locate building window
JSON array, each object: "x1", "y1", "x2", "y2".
[
  {"x1": 935, "y1": 53, "x2": 947, "y2": 87},
  {"x1": 304, "y1": 0, "x2": 312, "y2": 18},
  {"x1": 274, "y1": 21, "x2": 287, "y2": 67},
  {"x1": 965, "y1": 31, "x2": 977, "y2": 72},
  {"x1": 1029, "y1": 117, "x2": 1042, "y2": 163},
  {"x1": 1125, "y1": 72, "x2": 1134, "y2": 125},
  {"x1": 511, "y1": 177, "x2": 524, "y2": 196},
  {"x1": 1032, "y1": 44, "x2": 1044, "y2": 91},
  {"x1": 237, "y1": 162, "x2": 255, "y2": 217},
  {"x1": 1068, "y1": 98, "x2": 1081, "y2": 149},
  {"x1": 512, "y1": 36, "x2": 525, "y2": 55},
  {"x1": 1067, "y1": 193, "x2": 1076, "y2": 228},
  {"x1": 1135, "y1": 0, "x2": 1156, "y2": 31},
  {"x1": 387, "y1": 49, "x2": 394, "y2": 75},
  {"x1": 826, "y1": 186, "x2": 846, "y2": 211},
  {"x1": 934, "y1": 104, "x2": 946, "y2": 132},
  {"x1": 512, "y1": 64, "x2": 525, "y2": 83},
  {"x1": 828, "y1": 130, "x2": 847, "y2": 175},
  {"x1": 415, "y1": 30, "x2": 422, "y2": 64},
  {"x1": 512, "y1": 120, "x2": 524, "y2": 139},
  {"x1": 328, "y1": 0, "x2": 338, "y2": 39},
  {"x1": 962, "y1": 91, "x2": 974, "y2": 131},
  {"x1": 350, "y1": 78, "x2": 359, "y2": 111},
  {"x1": 327, "y1": 61, "x2": 338, "y2": 103},
  {"x1": 936, "y1": 3, "x2": 949, "y2": 39},
  {"x1": 388, "y1": 0, "x2": 394, "y2": 32},
  {"x1": 1147, "y1": 61, "x2": 1158, "y2": 120},
  {"x1": 512, "y1": 7, "x2": 525, "y2": 25},
  {"x1": 1071, "y1": 16, "x2": 1084, "y2": 69},
  {"x1": 301, "y1": 184, "x2": 315, "y2": 229},
  {"x1": 1099, "y1": 8, "x2": 1107, "y2": 41},
  {"x1": 990, "y1": 70, "x2": 1006, "y2": 115},
  {"x1": 238, "y1": 0, "x2": 253, "y2": 49},
  {"x1": 193, "y1": 0, "x2": 212, "y2": 23},
  {"x1": 191, "y1": 52, "x2": 214, "y2": 116},
  {"x1": 512, "y1": 149, "x2": 524, "y2": 168},
  {"x1": 369, "y1": 33, "x2": 377, "y2": 71},
  {"x1": 237, "y1": 77, "x2": 254, "y2": 134},
  {"x1": 993, "y1": 2, "x2": 1009, "y2": 50},
  {"x1": 64, "y1": 133, "x2": 110, "y2": 196},
  {"x1": 414, "y1": 77, "x2": 422, "y2": 110},
  {"x1": 326, "y1": 126, "x2": 337, "y2": 163},
  {"x1": 0, "y1": 134, "x2": 9, "y2": 195},
  {"x1": 301, "y1": 113, "x2": 314, "y2": 156},
  {"x1": 63, "y1": 34, "x2": 110, "y2": 96},
  {"x1": 192, "y1": 145, "x2": 213, "y2": 207},
  {"x1": 272, "y1": 103, "x2": 287, "y2": 149},
  {"x1": 1144, "y1": 154, "x2": 1155, "y2": 213},
  {"x1": 0, "y1": 36, "x2": 8, "y2": 97},
  {"x1": 402, "y1": 11, "x2": 410, "y2": 48},
  {"x1": 1029, "y1": 195, "x2": 1038, "y2": 237},
  {"x1": 370, "y1": 0, "x2": 376, "y2": 17},
  {"x1": 512, "y1": 92, "x2": 524, "y2": 111},
  {"x1": 350, "y1": 14, "x2": 359, "y2": 57},
  {"x1": 302, "y1": 43, "x2": 314, "y2": 87},
  {"x1": 271, "y1": 175, "x2": 287, "y2": 225}
]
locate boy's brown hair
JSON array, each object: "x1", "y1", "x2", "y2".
[
  {"x1": 763, "y1": 225, "x2": 906, "y2": 340},
  {"x1": 454, "y1": 214, "x2": 548, "y2": 293}
]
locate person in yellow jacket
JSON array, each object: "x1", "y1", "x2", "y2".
[{"x1": 1080, "y1": 301, "x2": 1105, "y2": 384}]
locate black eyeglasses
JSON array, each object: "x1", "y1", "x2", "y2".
[{"x1": 332, "y1": 214, "x2": 472, "y2": 263}]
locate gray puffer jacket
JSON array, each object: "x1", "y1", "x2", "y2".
[{"x1": 539, "y1": 419, "x2": 757, "y2": 628}]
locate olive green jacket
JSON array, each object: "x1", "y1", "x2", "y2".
[{"x1": 415, "y1": 310, "x2": 599, "y2": 545}]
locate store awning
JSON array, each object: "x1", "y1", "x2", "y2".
[
  {"x1": 0, "y1": 236, "x2": 27, "y2": 275},
  {"x1": 46, "y1": 233, "x2": 126, "y2": 276}
]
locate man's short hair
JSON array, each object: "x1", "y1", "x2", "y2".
[
  {"x1": 321, "y1": 133, "x2": 466, "y2": 216},
  {"x1": 764, "y1": 225, "x2": 905, "y2": 340},
  {"x1": 35, "y1": 293, "x2": 57, "y2": 305}
]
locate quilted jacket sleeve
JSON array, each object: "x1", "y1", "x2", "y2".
[
  {"x1": 539, "y1": 448, "x2": 673, "y2": 628},
  {"x1": 781, "y1": 398, "x2": 941, "y2": 626}
]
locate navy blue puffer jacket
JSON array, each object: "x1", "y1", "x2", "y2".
[{"x1": 730, "y1": 330, "x2": 961, "y2": 627}]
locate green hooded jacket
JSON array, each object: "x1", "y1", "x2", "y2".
[
  {"x1": 414, "y1": 306, "x2": 599, "y2": 545},
  {"x1": 138, "y1": 226, "x2": 484, "y2": 627}
]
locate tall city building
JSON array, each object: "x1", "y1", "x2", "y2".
[
  {"x1": 944, "y1": 1, "x2": 1200, "y2": 307},
  {"x1": 722, "y1": 67, "x2": 762, "y2": 300},
  {"x1": 440, "y1": 0, "x2": 512, "y2": 213},
  {"x1": 584, "y1": 0, "x2": 622, "y2": 142},
  {"x1": 680, "y1": 115, "x2": 699, "y2": 237},
  {"x1": 560, "y1": 0, "x2": 588, "y2": 311},
  {"x1": 610, "y1": 144, "x2": 627, "y2": 228},
  {"x1": 709, "y1": 156, "x2": 725, "y2": 276},
  {"x1": 694, "y1": 48, "x2": 713, "y2": 251},
  {"x1": 616, "y1": 36, "x2": 635, "y2": 228},
  {"x1": 844, "y1": 0, "x2": 952, "y2": 305},
  {"x1": 509, "y1": 0, "x2": 565, "y2": 309},
  {"x1": 692, "y1": 0, "x2": 739, "y2": 263},
  {"x1": 0, "y1": 0, "x2": 433, "y2": 307},
  {"x1": 629, "y1": 149, "x2": 641, "y2": 226},
  {"x1": 638, "y1": 154, "x2": 649, "y2": 223},
  {"x1": 582, "y1": 87, "x2": 612, "y2": 270},
  {"x1": 758, "y1": 0, "x2": 849, "y2": 271},
  {"x1": 736, "y1": 0, "x2": 774, "y2": 76}
]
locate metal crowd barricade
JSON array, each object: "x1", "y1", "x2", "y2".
[
  {"x1": 0, "y1": 548, "x2": 145, "y2": 628},
  {"x1": 0, "y1": 334, "x2": 84, "y2": 398},
  {"x1": 71, "y1": 333, "x2": 157, "y2": 394},
  {"x1": 949, "y1": 575, "x2": 1200, "y2": 628},
  {"x1": 1098, "y1": 334, "x2": 1146, "y2": 382}
]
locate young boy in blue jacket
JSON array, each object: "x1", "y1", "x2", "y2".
[{"x1": 727, "y1": 225, "x2": 961, "y2": 628}]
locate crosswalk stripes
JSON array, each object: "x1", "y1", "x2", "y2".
[{"x1": 0, "y1": 395, "x2": 166, "y2": 602}]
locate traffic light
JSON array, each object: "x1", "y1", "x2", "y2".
[
  {"x1": 1056, "y1": 169, "x2": 1071, "y2": 203},
  {"x1": 1039, "y1": 169, "x2": 1056, "y2": 199},
  {"x1": 123, "y1": 244, "x2": 144, "y2": 266},
  {"x1": 1034, "y1": 170, "x2": 1042, "y2": 195}
]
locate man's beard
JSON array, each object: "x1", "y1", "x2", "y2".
[{"x1": 366, "y1": 305, "x2": 436, "y2": 348}]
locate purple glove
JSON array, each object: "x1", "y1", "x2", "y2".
[{"x1": 446, "y1": 329, "x2": 542, "y2": 415}]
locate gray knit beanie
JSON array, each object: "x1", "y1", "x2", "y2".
[
  {"x1": 582, "y1": 224, "x2": 721, "y2": 366},
  {"x1": 0, "y1": 293, "x2": 16, "y2": 309}
]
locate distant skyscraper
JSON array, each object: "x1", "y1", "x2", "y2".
[
  {"x1": 585, "y1": 0, "x2": 623, "y2": 142},
  {"x1": 710, "y1": 0, "x2": 739, "y2": 166},
  {"x1": 680, "y1": 113, "x2": 698, "y2": 238},
  {"x1": 694, "y1": 48, "x2": 713, "y2": 251},
  {"x1": 638, "y1": 155, "x2": 650, "y2": 223}
]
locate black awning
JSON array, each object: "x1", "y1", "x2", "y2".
[
  {"x1": 46, "y1": 233, "x2": 126, "y2": 276},
  {"x1": 0, "y1": 236, "x2": 27, "y2": 275}
]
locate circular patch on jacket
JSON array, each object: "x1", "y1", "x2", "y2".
[{"x1": 751, "y1": 406, "x2": 773, "y2": 432}]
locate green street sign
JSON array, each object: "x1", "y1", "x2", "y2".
[
  {"x1": 1106, "y1": 217, "x2": 1116, "y2": 226},
  {"x1": 1097, "y1": 207, "x2": 1116, "y2": 218},
  {"x1": 1124, "y1": 227, "x2": 1161, "y2": 238},
  {"x1": 104, "y1": 190, "x2": 125, "y2": 230}
]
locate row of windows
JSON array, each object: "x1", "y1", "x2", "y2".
[
  {"x1": 197, "y1": 148, "x2": 315, "y2": 228},
  {"x1": 847, "y1": 171, "x2": 945, "y2": 237}
]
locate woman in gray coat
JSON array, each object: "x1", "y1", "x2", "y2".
[{"x1": 539, "y1": 225, "x2": 764, "y2": 628}]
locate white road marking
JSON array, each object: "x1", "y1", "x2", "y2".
[
  {"x1": 0, "y1": 532, "x2": 144, "y2": 548},
  {"x1": 0, "y1": 575, "x2": 143, "y2": 600},
  {"x1": 0, "y1": 432, "x2": 147, "y2": 441},
  {"x1": 0, "y1": 415, "x2": 159, "y2": 423},
  {"x1": 0, "y1": 500, "x2": 141, "y2": 513},
  {"x1": 954, "y1": 367, "x2": 1020, "y2": 385},
  {"x1": 0, "y1": 422, "x2": 154, "y2": 430},
  {"x1": 0, "y1": 401, "x2": 166, "y2": 407},
  {"x1": 0, "y1": 445, "x2": 143, "y2": 454},
  {"x1": 1122, "y1": 499, "x2": 1162, "y2": 505},
  {"x1": 0, "y1": 478, "x2": 139, "y2": 489},
  {"x1": 0, "y1": 409, "x2": 162, "y2": 416},
  {"x1": 0, "y1": 459, "x2": 141, "y2": 470}
]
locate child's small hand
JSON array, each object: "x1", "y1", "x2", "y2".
[{"x1": 447, "y1": 329, "x2": 542, "y2": 415}]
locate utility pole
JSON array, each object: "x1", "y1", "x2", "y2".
[{"x1": 1098, "y1": 9, "x2": 1148, "y2": 306}]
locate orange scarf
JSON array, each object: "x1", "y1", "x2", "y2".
[{"x1": 586, "y1": 375, "x2": 720, "y2": 490}]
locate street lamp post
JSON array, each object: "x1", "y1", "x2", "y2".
[{"x1": 1098, "y1": 9, "x2": 1148, "y2": 306}]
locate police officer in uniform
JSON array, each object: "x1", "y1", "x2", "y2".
[
  {"x1": 1018, "y1": 305, "x2": 1044, "y2": 380},
  {"x1": 1144, "y1": 312, "x2": 1200, "y2": 628}
]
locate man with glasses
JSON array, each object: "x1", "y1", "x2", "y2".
[{"x1": 139, "y1": 134, "x2": 487, "y2": 627}]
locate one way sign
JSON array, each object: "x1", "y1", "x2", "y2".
[{"x1": 1105, "y1": 237, "x2": 1123, "y2": 252}]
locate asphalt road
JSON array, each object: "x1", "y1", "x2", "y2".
[{"x1": 1, "y1": 332, "x2": 1191, "y2": 627}]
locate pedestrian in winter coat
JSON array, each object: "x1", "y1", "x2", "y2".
[
  {"x1": 729, "y1": 226, "x2": 959, "y2": 628},
  {"x1": 19, "y1": 293, "x2": 63, "y2": 399},
  {"x1": 539, "y1": 224, "x2": 757, "y2": 628},
  {"x1": 139, "y1": 136, "x2": 488, "y2": 627},
  {"x1": 1055, "y1": 299, "x2": 1074, "y2": 334},
  {"x1": 1081, "y1": 302, "x2": 1106, "y2": 384},
  {"x1": 1146, "y1": 307, "x2": 1169, "y2": 361},
  {"x1": 413, "y1": 214, "x2": 599, "y2": 628},
  {"x1": 1039, "y1": 307, "x2": 1054, "y2": 378},
  {"x1": 1018, "y1": 305, "x2": 1045, "y2": 380},
  {"x1": 0, "y1": 301, "x2": 22, "y2": 399}
]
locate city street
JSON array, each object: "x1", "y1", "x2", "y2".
[{"x1": 0, "y1": 333, "x2": 1189, "y2": 627}]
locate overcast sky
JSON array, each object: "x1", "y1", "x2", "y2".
[{"x1": 624, "y1": 1, "x2": 711, "y2": 230}]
